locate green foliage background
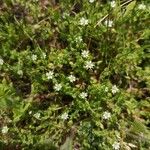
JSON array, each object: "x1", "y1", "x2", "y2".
[{"x1": 0, "y1": 0, "x2": 150, "y2": 149}]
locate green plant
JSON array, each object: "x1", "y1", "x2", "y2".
[{"x1": 0, "y1": 0, "x2": 149, "y2": 149}]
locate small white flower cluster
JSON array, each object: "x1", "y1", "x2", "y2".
[
  {"x1": 112, "y1": 141, "x2": 120, "y2": 150},
  {"x1": 104, "y1": 20, "x2": 113, "y2": 27},
  {"x1": 0, "y1": 58, "x2": 4, "y2": 65},
  {"x1": 81, "y1": 50, "x2": 94, "y2": 70},
  {"x1": 111, "y1": 85, "x2": 119, "y2": 94},
  {"x1": 89, "y1": 0, "x2": 95, "y2": 3},
  {"x1": 61, "y1": 112, "x2": 69, "y2": 120},
  {"x1": 62, "y1": 12, "x2": 70, "y2": 19},
  {"x1": 34, "y1": 112, "x2": 41, "y2": 119},
  {"x1": 80, "y1": 92, "x2": 88, "y2": 99},
  {"x1": 1, "y1": 126, "x2": 9, "y2": 134},
  {"x1": 75, "y1": 36, "x2": 83, "y2": 43},
  {"x1": 110, "y1": 1, "x2": 116, "y2": 8},
  {"x1": 68, "y1": 74, "x2": 76, "y2": 83},
  {"x1": 45, "y1": 71, "x2": 62, "y2": 91},
  {"x1": 79, "y1": 17, "x2": 89, "y2": 26},
  {"x1": 81, "y1": 50, "x2": 89, "y2": 58},
  {"x1": 54, "y1": 83, "x2": 62, "y2": 91},
  {"x1": 46, "y1": 71, "x2": 54, "y2": 80},
  {"x1": 32, "y1": 54, "x2": 37, "y2": 61},
  {"x1": 138, "y1": 4, "x2": 146, "y2": 10},
  {"x1": 84, "y1": 61, "x2": 94, "y2": 70},
  {"x1": 45, "y1": 71, "x2": 77, "y2": 90},
  {"x1": 102, "y1": 111, "x2": 111, "y2": 120}
]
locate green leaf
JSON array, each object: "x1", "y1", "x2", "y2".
[
  {"x1": 124, "y1": 1, "x2": 136, "y2": 17},
  {"x1": 0, "y1": 81, "x2": 15, "y2": 110},
  {"x1": 13, "y1": 101, "x2": 31, "y2": 123},
  {"x1": 131, "y1": 120, "x2": 149, "y2": 135}
]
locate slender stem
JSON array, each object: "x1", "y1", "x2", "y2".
[{"x1": 94, "y1": 0, "x2": 134, "y2": 28}]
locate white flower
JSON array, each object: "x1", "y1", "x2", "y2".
[
  {"x1": 81, "y1": 50, "x2": 89, "y2": 58},
  {"x1": 62, "y1": 12, "x2": 69, "y2": 19},
  {"x1": 29, "y1": 111, "x2": 32, "y2": 115},
  {"x1": 80, "y1": 92, "x2": 88, "y2": 99},
  {"x1": 138, "y1": 4, "x2": 146, "y2": 10},
  {"x1": 54, "y1": 83, "x2": 62, "y2": 91},
  {"x1": 32, "y1": 54, "x2": 37, "y2": 61},
  {"x1": 79, "y1": 17, "x2": 89, "y2": 26},
  {"x1": 111, "y1": 85, "x2": 119, "y2": 94},
  {"x1": 102, "y1": 111, "x2": 111, "y2": 119},
  {"x1": 112, "y1": 142, "x2": 120, "y2": 150},
  {"x1": 110, "y1": 1, "x2": 116, "y2": 8},
  {"x1": 61, "y1": 112, "x2": 69, "y2": 120},
  {"x1": 84, "y1": 61, "x2": 94, "y2": 69},
  {"x1": 42, "y1": 53, "x2": 46, "y2": 59},
  {"x1": 0, "y1": 58, "x2": 4, "y2": 65},
  {"x1": 104, "y1": 20, "x2": 113, "y2": 27},
  {"x1": 89, "y1": 0, "x2": 95, "y2": 3},
  {"x1": 46, "y1": 71, "x2": 54, "y2": 80},
  {"x1": 75, "y1": 36, "x2": 82, "y2": 43},
  {"x1": 2, "y1": 126, "x2": 9, "y2": 134},
  {"x1": 68, "y1": 75, "x2": 76, "y2": 83},
  {"x1": 17, "y1": 70, "x2": 23, "y2": 75},
  {"x1": 105, "y1": 87, "x2": 109, "y2": 92},
  {"x1": 34, "y1": 112, "x2": 41, "y2": 119}
]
